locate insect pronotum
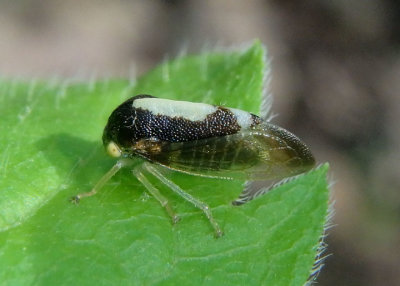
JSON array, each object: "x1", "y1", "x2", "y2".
[{"x1": 71, "y1": 95, "x2": 315, "y2": 237}]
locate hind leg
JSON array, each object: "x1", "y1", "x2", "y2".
[
  {"x1": 144, "y1": 163, "x2": 223, "y2": 238},
  {"x1": 133, "y1": 165, "x2": 180, "y2": 224}
]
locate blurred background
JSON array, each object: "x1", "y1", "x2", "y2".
[{"x1": 0, "y1": 1, "x2": 398, "y2": 285}]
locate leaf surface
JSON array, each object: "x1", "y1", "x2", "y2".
[{"x1": 0, "y1": 42, "x2": 329, "y2": 286}]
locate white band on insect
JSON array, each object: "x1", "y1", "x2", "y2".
[{"x1": 133, "y1": 97, "x2": 218, "y2": 121}]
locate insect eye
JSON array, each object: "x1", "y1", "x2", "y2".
[{"x1": 106, "y1": 141, "x2": 122, "y2": 158}]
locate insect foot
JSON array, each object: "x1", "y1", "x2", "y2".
[
  {"x1": 172, "y1": 214, "x2": 181, "y2": 224},
  {"x1": 70, "y1": 195, "x2": 81, "y2": 204},
  {"x1": 215, "y1": 229, "x2": 224, "y2": 238}
]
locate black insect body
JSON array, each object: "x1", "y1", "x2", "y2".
[{"x1": 72, "y1": 95, "x2": 315, "y2": 237}]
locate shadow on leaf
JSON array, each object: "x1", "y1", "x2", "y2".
[{"x1": 35, "y1": 133, "x2": 116, "y2": 189}]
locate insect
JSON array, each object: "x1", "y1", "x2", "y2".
[{"x1": 71, "y1": 94, "x2": 315, "y2": 237}]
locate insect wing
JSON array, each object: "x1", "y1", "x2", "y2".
[
  {"x1": 151, "y1": 123, "x2": 315, "y2": 181},
  {"x1": 238, "y1": 123, "x2": 315, "y2": 180},
  {"x1": 150, "y1": 132, "x2": 259, "y2": 179}
]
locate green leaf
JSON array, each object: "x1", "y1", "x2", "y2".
[{"x1": 0, "y1": 42, "x2": 329, "y2": 286}]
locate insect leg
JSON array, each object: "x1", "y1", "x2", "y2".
[
  {"x1": 144, "y1": 163, "x2": 224, "y2": 238},
  {"x1": 71, "y1": 159, "x2": 129, "y2": 203},
  {"x1": 133, "y1": 166, "x2": 180, "y2": 224},
  {"x1": 232, "y1": 180, "x2": 272, "y2": 206}
]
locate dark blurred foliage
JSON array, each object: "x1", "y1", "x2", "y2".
[{"x1": 0, "y1": 1, "x2": 399, "y2": 285}]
